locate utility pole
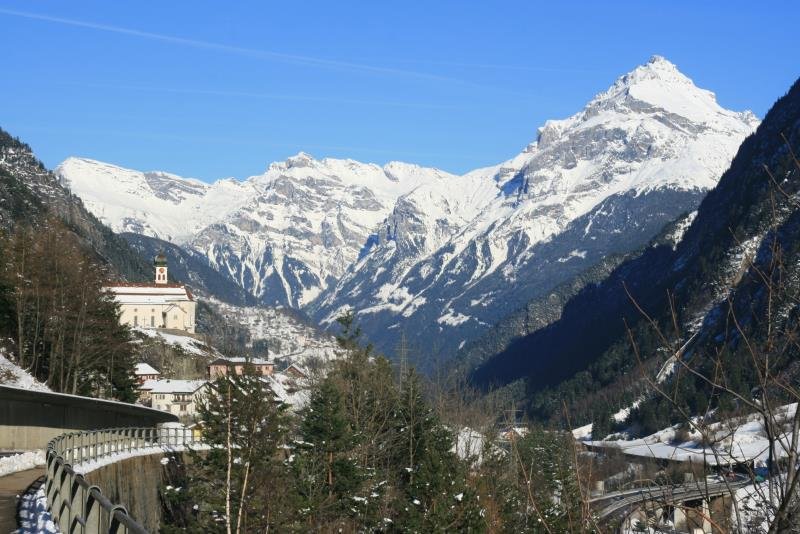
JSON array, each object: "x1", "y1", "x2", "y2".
[{"x1": 397, "y1": 332, "x2": 409, "y2": 388}]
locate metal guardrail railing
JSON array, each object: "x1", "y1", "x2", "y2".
[{"x1": 45, "y1": 426, "x2": 201, "y2": 534}]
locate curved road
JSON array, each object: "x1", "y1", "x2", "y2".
[{"x1": 592, "y1": 480, "x2": 751, "y2": 520}]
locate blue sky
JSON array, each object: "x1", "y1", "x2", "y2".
[{"x1": 1, "y1": 1, "x2": 797, "y2": 181}]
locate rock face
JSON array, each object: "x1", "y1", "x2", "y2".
[{"x1": 56, "y1": 57, "x2": 759, "y2": 363}]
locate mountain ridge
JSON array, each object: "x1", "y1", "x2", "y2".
[{"x1": 55, "y1": 56, "x2": 759, "y2": 364}]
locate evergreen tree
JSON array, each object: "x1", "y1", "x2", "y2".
[
  {"x1": 393, "y1": 370, "x2": 485, "y2": 532},
  {"x1": 293, "y1": 377, "x2": 361, "y2": 530},
  {"x1": 184, "y1": 367, "x2": 293, "y2": 533}
]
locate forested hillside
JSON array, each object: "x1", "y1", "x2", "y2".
[
  {"x1": 0, "y1": 129, "x2": 150, "y2": 280},
  {"x1": 0, "y1": 128, "x2": 152, "y2": 399}
]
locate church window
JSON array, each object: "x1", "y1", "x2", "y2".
[
  {"x1": 151, "y1": 316, "x2": 155, "y2": 327},
  {"x1": 133, "y1": 316, "x2": 138, "y2": 326}
]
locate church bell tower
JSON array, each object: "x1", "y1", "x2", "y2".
[{"x1": 154, "y1": 252, "x2": 168, "y2": 284}]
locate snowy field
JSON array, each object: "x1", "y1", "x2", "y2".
[
  {"x1": 134, "y1": 327, "x2": 218, "y2": 357},
  {"x1": 587, "y1": 404, "x2": 798, "y2": 466}
]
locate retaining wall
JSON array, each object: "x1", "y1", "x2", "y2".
[
  {"x1": 84, "y1": 453, "x2": 168, "y2": 533},
  {"x1": 0, "y1": 385, "x2": 177, "y2": 450}
]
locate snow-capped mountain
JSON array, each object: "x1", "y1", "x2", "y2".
[
  {"x1": 57, "y1": 153, "x2": 457, "y2": 308},
  {"x1": 309, "y1": 56, "x2": 759, "y2": 360},
  {"x1": 56, "y1": 157, "x2": 253, "y2": 243},
  {"x1": 57, "y1": 56, "x2": 759, "y2": 363}
]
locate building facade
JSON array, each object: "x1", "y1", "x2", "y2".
[
  {"x1": 106, "y1": 254, "x2": 197, "y2": 333},
  {"x1": 139, "y1": 379, "x2": 208, "y2": 417}
]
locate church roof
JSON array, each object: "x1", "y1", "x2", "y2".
[{"x1": 104, "y1": 283, "x2": 194, "y2": 302}]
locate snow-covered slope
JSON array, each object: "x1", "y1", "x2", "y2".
[
  {"x1": 310, "y1": 56, "x2": 759, "y2": 359},
  {"x1": 0, "y1": 350, "x2": 51, "y2": 392},
  {"x1": 56, "y1": 158, "x2": 253, "y2": 243},
  {"x1": 58, "y1": 56, "x2": 759, "y2": 362}
]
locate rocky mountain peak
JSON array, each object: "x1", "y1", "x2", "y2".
[{"x1": 275, "y1": 151, "x2": 316, "y2": 171}]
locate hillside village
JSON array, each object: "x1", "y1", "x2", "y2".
[{"x1": 115, "y1": 255, "x2": 314, "y2": 419}]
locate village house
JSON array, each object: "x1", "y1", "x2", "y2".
[
  {"x1": 282, "y1": 362, "x2": 308, "y2": 380},
  {"x1": 138, "y1": 379, "x2": 208, "y2": 417},
  {"x1": 207, "y1": 357, "x2": 274, "y2": 379},
  {"x1": 106, "y1": 253, "x2": 197, "y2": 333},
  {"x1": 133, "y1": 362, "x2": 160, "y2": 384}
]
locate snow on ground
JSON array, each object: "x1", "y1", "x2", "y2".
[
  {"x1": 72, "y1": 442, "x2": 210, "y2": 475},
  {"x1": 16, "y1": 484, "x2": 58, "y2": 534},
  {"x1": 451, "y1": 427, "x2": 484, "y2": 464},
  {"x1": 735, "y1": 478, "x2": 777, "y2": 532},
  {"x1": 591, "y1": 404, "x2": 799, "y2": 466},
  {"x1": 0, "y1": 350, "x2": 51, "y2": 392},
  {"x1": 0, "y1": 450, "x2": 45, "y2": 477},
  {"x1": 613, "y1": 399, "x2": 643, "y2": 424},
  {"x1": 572, "y1": 423, "x2": 593, "y2": 440},
  {"x1": 134, "y1": 327, "x2": 217, "y2": 357}
]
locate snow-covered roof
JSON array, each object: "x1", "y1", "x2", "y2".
[
  {"x1": 140, "y1": 379, "x2": 206, "y2": 394},
  {"x1": 261, "y1": 373, "x2": 308, "y2": 409},
  {"x1": 104, "y1": 284, "x2": 194, "y2": 303},
  {"x1": 134, "y1": 362, "x2": 160, "y2": 376},
  {"x1": 284, "y1": 362, "x2": 307, "y2": 374}
]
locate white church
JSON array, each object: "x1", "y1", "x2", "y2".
[{"x1": 107, "y1": 253, "x2": 197, "y2": 333}]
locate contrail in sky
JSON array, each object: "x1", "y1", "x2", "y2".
[{"x1": 0, "y1": 7, "x2": 485, "y2": 87}]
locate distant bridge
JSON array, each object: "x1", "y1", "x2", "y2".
[{"x1": 591, "y1": 480, "x2": 751, "y2": 532}]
